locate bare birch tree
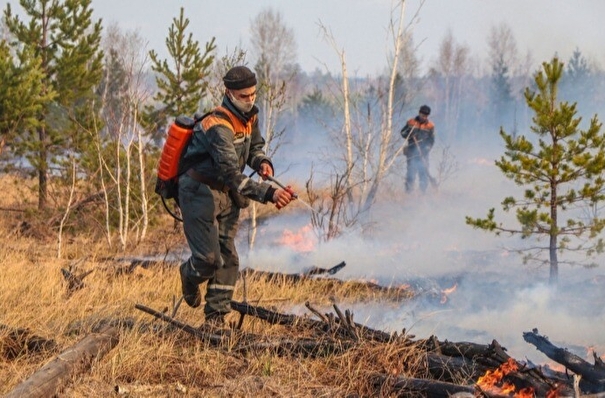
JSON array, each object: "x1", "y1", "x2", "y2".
[
  {"x1": 309, "y1": 0, "x2": 422, "y2": 240},
  {"x1": 426, "y1": 29, "x2": 471, "y2": 143},
  {"x1": 56, "y1": 155, "x2": 76, "y2": 258},
  {"x1": 246, "y1": 8, "x2": 297, "y2": 250},
  {"x1": 96, "y1": 25, "x2": 153, "y2": 249},
  {"x1": 361, "y1": 0, "x2": 415, "y2": 212}
]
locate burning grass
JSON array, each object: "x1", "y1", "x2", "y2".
[
  {"x1": 4, "y1": 176, "x2": 600, "y2": 397},
  {"x1": 0, "y1": 197, "x2": 427, "y2": 397}
]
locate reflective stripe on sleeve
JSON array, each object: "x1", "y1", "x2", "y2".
[
  {"x1": 207, "y1": 284, "x2": 235, "y2": 291},
  {"x1": 237, "y1": 177, "x2": 249, "y2": 193}
]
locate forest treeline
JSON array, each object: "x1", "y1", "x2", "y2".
[{"x1": 1, "y1": 0, "x2": 604, "y2": 256}]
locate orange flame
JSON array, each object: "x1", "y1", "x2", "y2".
[
  {"x1": 477, "y1": 358, "x2": 535, "y2": 397},
  {"x1": 517, "y1": 387, "x2": 536, "y2": 397},
  {"x1": 440, "y1": 283, "x2": 458, "y2": 304},
  {"x1": 277, "y1": 224, "x2": 316, "y2": 252},
  {"x1": 546, "y1": 386, "x2": 563, "y2": 398}
]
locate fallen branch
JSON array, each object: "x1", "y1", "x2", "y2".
[
  {"x1": 134, "y1": 303, "x2": 227, "y2": 345},
  {"x1": 5, "y1": 325, "x2": 119, "y2": 398},
  {"x1": 0, "y1": 206, "x2": 26, "y2": 213},
  {"x1": 240, "y1": 261, "x2": 346, "y2": 283},
  {"x1": 134, "y1": 300, "x2": 604, "y2": 396},
  {"x1": 47, "y1": 191, "x2": 105, "y2": 227},
  {"x1": 230, "y1": 300, "x2": 398, "y2": 343},
  {"x1": 523, "y1": 329, "x2": 605, "y2": 390},
  {"x1": 135, "y1": 303, "x2": 352, "y2": 357},
  {"x1": 374, "y1": 374, "x2": 475, "y2": 397}
]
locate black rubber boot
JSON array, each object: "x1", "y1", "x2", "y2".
[
  {"x1": 180, "y1": 262, "x2": 201, "y2": 308},
  {"x1": 204, "y1": 312, "x2": 225, "y2": 327}
]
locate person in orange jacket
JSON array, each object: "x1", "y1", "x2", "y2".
[
  {"x1": 178, "y1": 66, "x2": 294, "y2": 325},
  {"x1": 400, "y1": 105, "x2": 435, "y2": 193}
]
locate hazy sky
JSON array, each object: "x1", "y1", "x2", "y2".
[{"x1": 91, "y1": 0, "x2": 605, "y2": 76}]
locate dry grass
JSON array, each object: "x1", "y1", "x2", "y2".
[{"x1": 0, "y1": 175, "x2": 427, "y2": 397}]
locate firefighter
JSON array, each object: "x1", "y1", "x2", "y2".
[
  {"x1": 400, "y1": 105, "x2": 435, "y2": 193},
  {"x1": 178, "y1": 66, "x2": 294, "y2": 325}
]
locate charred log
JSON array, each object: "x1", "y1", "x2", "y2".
[
  {"x1": 436, "y1": 340, "x2": 508, "y2": 362},
  {"x1": 239, "y1": 264, "x2": 413, "y2": 301},
  {"x1": 374, "y1": 374, "x2": 475, "y2": 398},
  {"x1": 230, "y1": 300, "x2": 398, "y2": 343},
  {"x1": 134, "y1": 303, "x2": 228, "y2": 346},
  {"x1": 110, "y1": 260, "x2": 347, "y2": 280},
  {"x1": 425, "y1": 351, "x2": 490, "y2": 382},
  {"x1": 240, "y1": 261, "x2": 346, "y2": 283},
  {"x1": 304, "y1": 261, "x2": 346, "y2": 276},
  {"x1": 134, "y1": 300, "x2": 605, "y2": 396},
  {"x1": 61, "y1": 267, "x2": 93, "y2": 293},
  {"x1": 523, "y1": 329, "x2": 605, "y2": 392},
  {"x1": 135, "y1": 303, "x2": 351, "y2": 357}
]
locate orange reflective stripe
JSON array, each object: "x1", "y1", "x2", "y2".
[
  {"x1": 201, "y1": 106, "x2": 255, "y2": 136},
  {"x1": 408, "y1": 118, "x2": 434, "y2": 129},
  {"x1": 202, "y1": 114, "x2": 233, "y2": 131}
]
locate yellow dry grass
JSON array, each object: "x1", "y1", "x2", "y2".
[{"x1": 0, "y1": 175, "x2": 425, "y2": 397}]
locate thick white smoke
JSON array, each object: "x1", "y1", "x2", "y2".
[{"x1": 241, "y1": 143, "x2": 605, "y2": 365}]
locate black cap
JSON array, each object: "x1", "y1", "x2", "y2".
[
  {"x1": 223, "y1": 66, "x2": 257, "y2": 90},
  {"x1": 419, "y1": 105, "x2": 431, "y2": 115}
]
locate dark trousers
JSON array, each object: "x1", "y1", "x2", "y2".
[
  {"x1": 405, "y1": 153, "x2": 430, "y2": 193},
  {"x1": 179, "y1": 173, "x2": 240, "y2": 316}
]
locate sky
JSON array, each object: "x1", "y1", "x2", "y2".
[{"x1": 90, "y1": 0, "x2": 605, "y2": 76}]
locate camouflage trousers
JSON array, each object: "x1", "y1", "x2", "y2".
[{"x1": 178, "y1": 173, "x2": 240, "y2": 316}]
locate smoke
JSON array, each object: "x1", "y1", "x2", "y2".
[{"x1": 241, "y1": 143, "x2": 605, "y2": 365}]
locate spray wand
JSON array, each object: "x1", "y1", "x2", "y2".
[
  {"x1": 263, "y1": 174, "x2": 320, "y2": 214},
  {"x1": 264, "y1": 174, "x2": 297, "y2": 198}
]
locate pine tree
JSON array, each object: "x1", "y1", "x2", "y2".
[
  {"x1": 0, "y1": 40, "x2": 55, "y2": 159},
  {"x1": 489, "y1": 56, "x2": 515, "y2": 131},
  {"x1": 4, "y1": 0, "x2": 103, "y2": 209},
  {"x1": 561, "y1": 48, "x2": 593, "y2": 106},
  {"x1": 466, "y1": 58, "x2": 605, "y2": 284},
  {"x1": 142, "y1": 7, "x2": 216, "y2": 140}
]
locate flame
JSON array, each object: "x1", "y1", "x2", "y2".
[
  {"x1": 517, "y1": 387, "x2": 536, "y2": 397},
  {"x1": 440, "y1": 282, "x2": 458, "y2": 304},
  {"x1": 277, "y1": 224, "x2": 316, "y2": 252},
  {"x1": 477, "y1": 358, "x2": 536, "y2": 397},
  {"x1": 543, "y1": 362, "x2": 565, "y2": 373},
  {"x1": 546, "y1": 386, "x2": 563, "y2": 398},
  {"x1": 586, "y1": 345, "x2": 605, "y2": 361}
]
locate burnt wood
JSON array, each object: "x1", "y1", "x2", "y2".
[
  {"x1": 240, "y1": 261, "x2": 346, "y2": 283},
  {"x1": 374, "y1": 375, "x2": 475, "y2": 397},
  {"x1": 524, "y1": 330, "x2": 605, "y2": 392},
  {"x1": 135, "y1": 303, "x2": 351, "y2": 357},
  {"x1": 230, "y1": 300, "x2": 397, "y2": 343}
]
